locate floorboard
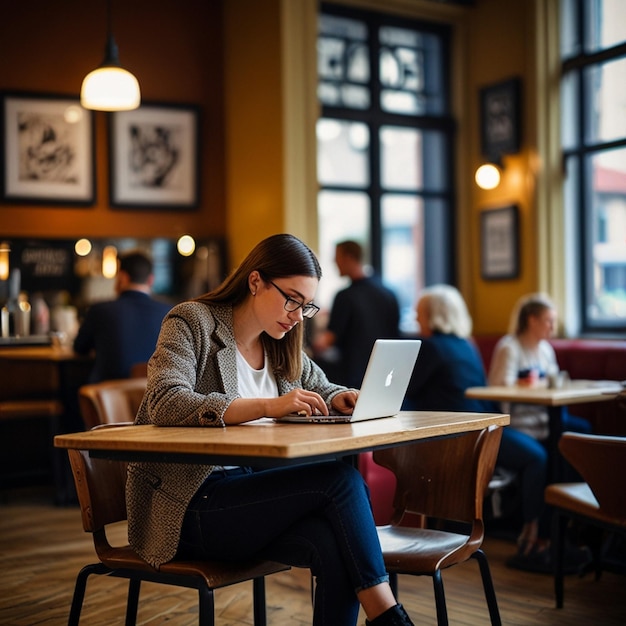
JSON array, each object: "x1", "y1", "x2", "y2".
[{"x1": 1, "y1": 488, "x2": 624, "y2": 625}]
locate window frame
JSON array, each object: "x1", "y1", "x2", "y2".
[
  {"x1": 561, "y1": 0, "x2": 626, "y2": 334},
  {"x1": 318, "y1": 2, "x2": 456, "y2": 283}
]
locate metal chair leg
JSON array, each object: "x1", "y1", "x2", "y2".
[
  {"x1": 473, "y1": 549, "x2": 502, "y2": 625},
  {"x1": 431, "y1": 570, "x2": 449, "y2": 626},
  {"x1": 68, "y1": 563, "x2": 108, "y2": 626},
  {"x1": 124, "y1": 579, "x2": 141, "y2": 626},
  {"x1": 198, "y1": 585, "x2": 215, "y2": 626},
  {"x1": 253, "y1": 577, "x2": 267, "y2": 626},
  {"x1": 552, "y1": 510, "x2": 568, "y2": 608}
]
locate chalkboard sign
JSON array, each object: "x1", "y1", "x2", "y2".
[{"x1": 12, "y1": 239, "x2": 80, "y2": 294}]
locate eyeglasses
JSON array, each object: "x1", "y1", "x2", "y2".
[{"x1": 267, "y1": 280, "x2": 320, "y2": 319}]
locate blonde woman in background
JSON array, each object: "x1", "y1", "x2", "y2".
[{"x1": 488, "y1": 293, "x2": 591, "y2": 573}]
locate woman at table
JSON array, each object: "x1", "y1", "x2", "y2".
[
  {"x1": 488, "y1": 292, "x2": 591, "y2": 572},
  {"x1": 404, "y1": 284, "x2": 495, "y2": 412},
  {"x1": 126, "y1": 234, "x2": 414, "y2": 626}
]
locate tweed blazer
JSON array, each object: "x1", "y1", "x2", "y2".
[{"x1": 126, "y1": 301, "x2": 347, "y2": 568}]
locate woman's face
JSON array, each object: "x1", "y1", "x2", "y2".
[
  {"x1": 254, "y1": 274, "x2": 319, "y2": 340},
  {"x1": 528, "y1": 307, "x2": 557, "y2": 341}
]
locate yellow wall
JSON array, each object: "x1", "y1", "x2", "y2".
[
  {"x1": 222, "y1": 0, "x2": 286, "y2": 266},
  {"x1": 466, "y1": 0, "x2": 541, "y2": 334}
]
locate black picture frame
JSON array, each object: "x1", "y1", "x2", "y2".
[
  {"x1": 1, "y1": 92, "x2": 95, "y2": 205},
  {"x1": 480, "y1": 205, "x2": 519, "y2": 280},
  {"x1": 109, "y1": 102, "x2": 200, "y2": 210},
  {"x1": 479, "y1": 77, "x2": 521, "y2": 161}
]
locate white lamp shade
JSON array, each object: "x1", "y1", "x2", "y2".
[{"x1": 81, "y1": 66, "x2": 141, "y2": 111}]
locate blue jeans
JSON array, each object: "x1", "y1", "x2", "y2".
[{"x1": 178, "y1": 460, "x2": 389, "y2": 626}]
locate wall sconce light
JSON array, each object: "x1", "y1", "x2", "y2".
[
  {"x1": 475, "y1": 162, "x2": 502, "y2": 190},
  {"x1": 80, "y1": 0, "x2": 141, "y2": 111},
  {"x1": 177, "y1": 235, "x2": 196, "y2": 257},
  {"x1": 0, "y1": 241, "x2": 10, "y2": 281}
]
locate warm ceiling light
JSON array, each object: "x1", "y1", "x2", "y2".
[
  {"x1": 475, "y1": 163, "x2": 501, "y2": 190},
  {"x1": 177, "y1": 235, "x2": 196, "y2": 257},
  {"x1": 80, "y1": 0, "x2": 140, "y2": 111},
  {"x1": 75, "y1": 238, "x2": 93, "y2": 257}
]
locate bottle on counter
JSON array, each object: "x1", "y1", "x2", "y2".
[
  {"x1": 1, "y1": 269, "x2": 21, "y2": 337},
  {"x1": 31, "y1": 292, "x2": 50, "y2": 335}
]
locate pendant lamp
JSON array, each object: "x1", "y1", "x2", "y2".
[{"x1": 80, "y1": 0, "x2": 140, "y2": 111}]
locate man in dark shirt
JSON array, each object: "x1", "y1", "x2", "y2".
[
  {"x1": 313, "y1": 240, "x2": 400, "y2": 388},
  {"x1": 74, "y1": 250, "x2": 172, "y2": 382}
]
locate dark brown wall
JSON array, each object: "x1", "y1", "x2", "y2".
[{"x1": 0, "y1": 0, "x2": 226, "y2": 240}]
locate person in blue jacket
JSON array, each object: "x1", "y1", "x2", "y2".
[
  {"x1": 74, "y1": 249, "x2": 172, "y2": 382},
  {"x1": 404, "y1": 284, "x2": 491, "y2": 413}
]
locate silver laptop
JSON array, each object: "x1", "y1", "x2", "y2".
[{"x1": 282, "y1": 339, "x2": 421, "y2": 423}]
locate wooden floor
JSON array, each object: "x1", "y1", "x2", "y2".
[{"x1": 1, "y1": 487, "x2": 624, "y2": 626}]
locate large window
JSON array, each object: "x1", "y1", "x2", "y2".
[
  {"x1": 561, "y1": 0, "x2": 626, "y2": 332},
  {"x1": 316, "y1": 5, "x2": 454, "y2": 332}
]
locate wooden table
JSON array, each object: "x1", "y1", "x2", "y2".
[
  {"x1": 465, "y1": 380, "x2": 622, "y2": 480},
  {"x1": 54, "y1": 411, "x2": 510, "y2": 467}
]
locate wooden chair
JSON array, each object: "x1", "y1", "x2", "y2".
[
  {"x1": 129, "y1": 362, "x2": 148, "y2": 378},
  {"x1": 77, "y1": 378, "x2": 147, "y2": 429},
  {"x1": 544, "y1": 432, "x2": 626, "y2": 608},
  {"x1": 373, "y1": 425, "x2": 503, "y2": 626},
  {"x1": 67, "y1": 423, "x2": 289, "y2": 625}
]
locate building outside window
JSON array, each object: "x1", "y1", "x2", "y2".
[
  {"x1": 316, "y1": 4, "x2": 455, "y2": 332},
  {"x1": 561, "y1": 0, "x2": 626, "y2": 333}
]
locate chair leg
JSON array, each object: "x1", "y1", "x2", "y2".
[
  {"x1": 198, "y1": 585, "x2": 215, "y2": 626},
  {"x1": 68, "y1": 563, "x2": 108, "y2": 626},
  {"x1": 431, "y1": 570, "x2": 449, "y2": 626},
  {"x1": 124, "y1": 579, "x2": 141, "y2": 626},
  {"x1": 551, "y1": 509, "x2": 568, "y2": 609},
  {"x1": 472, "y1": 550, "x2": 502, "y2": 626},
  {"x1": 252, "y1": 576, "x2": 267, "y2": 626},
  {"x1": 389, "y1": 572, "x2": 398, "y2": 597}
]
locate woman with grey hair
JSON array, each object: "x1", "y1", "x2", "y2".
[{"x1": 404, "y1": 284, "x2": 491, "y2": 412}]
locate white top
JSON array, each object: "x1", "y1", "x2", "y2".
[
  {"x1": 218, "y1": 350, "x2": 279, "y2": 470},
  {"x1": 235, "y1": 349, "x2": 279, "y2": 400},
  {"x1": 488, "y1": 335, "x2": 558, "y2": 440}
]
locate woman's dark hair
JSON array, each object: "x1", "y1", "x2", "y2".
[{"x1": 196, "y1": 234, "x2": 322, "y2": 380}]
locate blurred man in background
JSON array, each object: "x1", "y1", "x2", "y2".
[
  {"x1": 74, "y1": 249, "x2": 171, "y2": 382},
  {"x1": 313, "y1": 240, "x2": 400, "y2": 388}
]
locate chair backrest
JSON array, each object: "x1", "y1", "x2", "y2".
[
  {"x1": 78, "y1": 378, "x2": 147, "y2": 429},
  {"x1": 130, "y1": 362, "x2": 148, "y2": 378},
  {"x1": 373, "y1": 425, "x2": 502, "y2": 526},
  {"x1": 559, "y1": 431, "x2": 626, "y2": 519},
  {"x1": 68, "y1": 445, "x2": 128, "y2": 534}
]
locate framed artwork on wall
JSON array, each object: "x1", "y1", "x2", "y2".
[
  {"x1": 480, "y1": 205, "x2": 520, "y2": 280},
  {"x1": 109, "y1": 103, "x2": 200, "y2": 210},
  {"x1": 1, "y1": 92, "x2": 95, "y2": 204},
  {"x1": 479, "y1": 77, "x2": 521, "y2": 161}
]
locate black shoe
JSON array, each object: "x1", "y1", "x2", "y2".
[
  {"x1": 366, "y1": 603, "x2": 414, "y2": 626},
  {"x1": 506, "y1": 542, "x2": 591, "y2": 575}
]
